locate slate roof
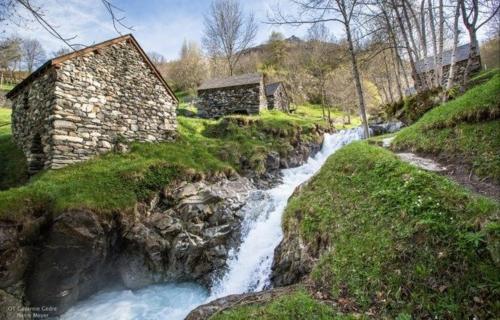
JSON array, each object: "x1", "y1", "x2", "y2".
[
  {"x1": 415, "y1": 43, "x2": 474, "y2": 73},
  {"x1": 265, "y1": 82, "x2": 282, "y2": 96},
  {"x1": 198, "y1": 73, "x2": 262, "y2": 91},
  {"x1": 7, "y1": 34, "x2": 177, "y2": 102}
]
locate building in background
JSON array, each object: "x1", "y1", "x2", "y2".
[
  {"x1": 7, "y1": 34, "x2": 178, "y2": 174},
  {"x1": 414, "y1": 43, "x2": 481, "y2": 88},
  {"x1": 265, "y1": 82, "x2": 290, "y2": 112},
  {"x1": 197, "y1": 73, "x2": 267, "y2": 118}
]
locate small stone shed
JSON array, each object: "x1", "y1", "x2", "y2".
[
  {"x1": 7, "y1": 34, "x2": 178, "y2": 173},
  {"x1": 197, "y1": 73, "x2": 267, "y2": 118},
  {"x1": 265, "y1": 82, "x2": 290, "y2": 112},
  {"x1": 414, "y1": 43, "x2": 481, "y2": 88}
]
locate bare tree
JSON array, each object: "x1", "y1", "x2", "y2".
[
  {"x1": 460, "y1": 0, "x2": 500, "y2": 84},
  {"x1": 271, "y1": 0, "x2": 371, "y2": 138},
  {"x1": 169, "y1": 40, "x2": 207, "y2": 93},
  {"x1": 2, "y1": 0, "x2": 133, "y2": 50},
  {"x1": 0, "y1": 37, "x2": 21, "y2": 85},
  {"x1": 22, "y1": 38, "x2": 45, "y2": 72},
  {"x1": 147, "y1": 52, "x2": 166, "y2": 66},
  {"x1": 446, "y1": 0, "x2": 462, "y2": 91},
  {"x1": 306, "y1": 23, "x2": 339, "y2": 125},
  {"x1": 203, "y1": 0, "x2": 257, "y2": 76},
  {"x1": 389, "y1": 0, "x2": 425, "y2": 92}
]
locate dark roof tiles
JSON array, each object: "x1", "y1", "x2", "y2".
[
  {"x1": 198, "y1": 73, "x2": 262, "y2": 91},
  {"x1": 265, "y1": 82, "x2": 282, "y2": 96},
  {"x1": 415, "y1": 43, "x2": 475, "y2": 73}
]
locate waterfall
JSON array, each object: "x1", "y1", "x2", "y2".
[
  {"x1": 210, "y1": 127, "x2": 365, "y2": 298},
  {"x1": 60, "y1": 128, "x2": 365, "y2": 320}
]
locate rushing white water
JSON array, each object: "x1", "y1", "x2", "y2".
[
  {"x1": 60, "y1": 283, "x2": 208, "y2": 320},
  {"x1": 59, "y1": 128, "x2": 365, "y2": 320},
  {"x1": 210, "y1": 127, "x2": 365, "y2": 298}
]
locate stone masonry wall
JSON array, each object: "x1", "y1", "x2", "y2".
[
  {"x1": 268, "y1": 85, "x2": 289, "y2": 112},
  {"x1": 415, "y1": 57, "x2": 481, "y2": 89},
  {"x1": 197, "y1": 81, "x2": 267, "y2": 118},
  {"x1": 11, "y1": 40, "x2": 177, "y2": 171},
  {"x1": 11, "y1": 69, "x2": 57, "y2": 173}
]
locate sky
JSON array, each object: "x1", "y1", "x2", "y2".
[
  {"x1": 5, "y1": 0, "x2": 492, "y2": 62},
  {"x1": 6, "y1": 0, "x2": 324, "y2": 60}
]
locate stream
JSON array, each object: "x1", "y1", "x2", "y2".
[{"x1": 60, "y1": 127, "x2": 367, "y2": 320}]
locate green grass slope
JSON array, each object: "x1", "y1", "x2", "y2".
[
  {"x1": 0, "y1": 106, "x2": 349, "y2": 221},
  {"x1": 215, "y1": 143, "x2": 499, "y2": 319},
  {"x1": 393, "y1": 72, "x2": 500, "y2": 182}
]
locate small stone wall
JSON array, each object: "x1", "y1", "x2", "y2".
[
  {"x1": 197, "y1": 81, "x2": 267, "y2": 118},
  {"x1": 268, "y1": 85, "x2": 289, "y2": 112},
  {"x1": 10, "y1": 40, "x2": 177, "y2": 172}
]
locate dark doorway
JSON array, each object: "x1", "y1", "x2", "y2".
[
  {"x1": 29, "y1": 134, "x2": 46, "y2": 174},
  {"x1": 232, "y1": 109, "x2": 250, "y2": 115}
]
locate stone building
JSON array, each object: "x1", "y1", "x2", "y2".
[
  {"x1": 265, "y1": 82, "x2": 290, "y2": 112},
  {"x1": 7, "y1": 34, "x2": 178, "y2": 173},
  {"x1": 197, "y1": 73, "x2": 267, "y2": 118},
  {"x1": 414, "y1": 43, "x2": 481, "y2": 88}
]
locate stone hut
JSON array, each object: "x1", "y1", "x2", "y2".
[
  {"x1": 265, "y1": 82, "x2": 290, "y2": 112},
  {"x1": 7, "y1": 34, "x2": 177, "y2": 173},
  {"x1": 414, "y1": 43, "x2": 481, "y2": 88},
  {"x1": 197, "y1": 73, "x2": 267, "y2": 118}
]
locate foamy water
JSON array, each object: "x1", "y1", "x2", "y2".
[{"x1": 60, "y1": 128, "x2": 365, "y2": 320}]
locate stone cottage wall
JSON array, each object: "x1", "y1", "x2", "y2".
[
  {"x1": 268, "y1": 85, "x2": 289, "y2": 112},
  {"x1": 414, "y1": 56, "x2": 481, "y2": 89},
  {"x1": 49, "y1": 41, "x2": 177, "y2": 168},
  {"x1": 197, "y1": 82, "x2": 267, "y2": 118},
  {"x1": 11, "y1": 69, "x2": 57, "y2": 173}
]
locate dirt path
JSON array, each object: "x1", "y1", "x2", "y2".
[{"x1": 381, "y1": 138, "x2": 500, "y2": 200}]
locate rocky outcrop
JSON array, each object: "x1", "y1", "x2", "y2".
[
  {"x1": 117, "y1": 177, "x2": 254, "y2": 289},
  {"x1": 0, "y1": 176, "x2": 253, "y2": 318}
]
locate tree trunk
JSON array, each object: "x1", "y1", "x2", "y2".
[
  {"x1": 436, "y1": 0, "x2": 444, "y2": 87},
  {"x1": 428, "y1": 0, "x2": 439, "y2": 87},
  {"x1": 390, "y1": 47, "x2": 404, "y2": 99},
  {"x1": 460, "y1": 0, "x2": 480, "y2": 86},
  {"x1": 345, "y1": 22, "x2": 369, "y2": 138},
  {"x1": 381, "y1": 4, "x2": 404, "y2": 98},
  {"x1": 446, "y1": 1, "x2": 461, "y2": 91},
  {"x1": 402, "y1": 0, "x2": 421, "y2": 61},
  {"x1": 383, "y1": 54, "x2": 395, "y2": 102},
  {"x1": 392, "y1": 0, "x2": 423, "y2": 92},
  {"x1": 419, "y1": 0, "x2": 433, "y2": 88}
]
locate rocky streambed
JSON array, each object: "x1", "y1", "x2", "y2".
[{"x1": 0, "y1": 131, "x2": 328, "y2": 319}]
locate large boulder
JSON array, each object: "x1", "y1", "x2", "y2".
[{"x1": 25, "y1": 209, "x2": 116, "y2": 316}]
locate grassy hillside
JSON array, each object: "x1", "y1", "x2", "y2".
[
  {"x1": 0, "y1": 106, "x2": 354, "y2": 221},
  {"x1": 215, "y1": 143, "x2": 499, "y2": 319},
  {"x1": 212, "y1": 290, "x2": 347, "y2": 320},
  {"x1": 393, "y1": 72, "x2": 500, "y2": 182}
]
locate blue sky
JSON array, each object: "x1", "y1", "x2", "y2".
[{"x1": 7, "y1": 0, "x2": 318, "y2": 60}]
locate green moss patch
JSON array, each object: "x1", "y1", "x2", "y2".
[{"x1": 283, "y1": 142, "x2": 499, "y2": 318}]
